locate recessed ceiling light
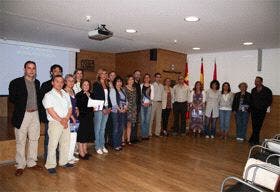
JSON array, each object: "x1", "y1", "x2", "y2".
[
  {"x1": 243, "y1": 42, "x2": 254, "y2": 46},
  {"x1": 174, "y1": 39, "x2": 178, "y2": 43},
  {"x1": 192, "y1": 47, "x2": 200, "y2": 50},
  {"x1": 126, "y1": 29, "x2": 137, "y2": 33},
  {"x1": 85, "y1": 15, "x2": 92, "y2": 22},
  {"x1": 185, "y1": 16, "x2": 200, "y2": 22}
]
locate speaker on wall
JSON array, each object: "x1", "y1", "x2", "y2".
[
  {"x1": 257, "y1": 49, "x2": 262, "y2": 71},
  {"x1": 150, "y1": 49, "x2": 157, "y2": 61}
]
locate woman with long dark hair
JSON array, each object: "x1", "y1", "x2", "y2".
[
  {"x1": 110, "y1": 76, "x2": 128, "y2": 150},
  {"x1": 205, "y1": 80, "x2": 221, "y2": 138},
  {"x1": 123, "y1": 75, "x2": 137, "y2": 144},
  {"x1": 189, "y1": 81, "x2": 205, "y2": 136},
  {"x1": 219, "y1": 82, "x2": 234, "y2": 139}
]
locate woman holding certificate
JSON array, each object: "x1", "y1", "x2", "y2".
[
  {"x1": 76, "y1": 80, "x2": 94, "y2": 160},
  {"x1": 92, "y1": 69, "x2": 111, "y2": 155}
]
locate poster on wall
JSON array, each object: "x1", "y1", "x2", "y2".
[{"x1": 80, "y1": 59, "x2": 95, "y2": 71}]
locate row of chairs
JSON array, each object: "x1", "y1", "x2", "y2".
[{"x1": 221, "y1": 134, "x2": 280, "y2": 192}]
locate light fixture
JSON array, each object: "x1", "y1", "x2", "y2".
[
  {"x1": 174, "y1": 39, "x2": 178, "y2": 43},
  {"x1": 126, "y1": 29, "x2": 137, "y2": 33},
  {"x1": 243, "y1": 42, "x2": 254, "y2": 46},
  {"x1": 192, "y1": 47, "x2": 200, "y2": 50},
  {"x1": 85, "y1": 15, "x2": 92, "y2": 22},
  {"x1": 184, "y1": 16, "x2": 200, "y2": 22}
]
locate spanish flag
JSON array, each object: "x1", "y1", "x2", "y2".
[
  {"x1": 184, "y1": 61, "x2": 189, "y2": 85},
  {"x1": 200, "y1": 58, "x2": 204, "y2": 88},
  {"x1": 213, "y1": 59, "x2": 217, "y2": 80}
]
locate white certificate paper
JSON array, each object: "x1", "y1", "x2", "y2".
[{"x1": 87, "y1": 98, "x2": 104, "y2": 111}]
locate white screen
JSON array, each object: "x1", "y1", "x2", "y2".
[{"x1": 0, "y1": 41, "x2": 78, "y2": 95}]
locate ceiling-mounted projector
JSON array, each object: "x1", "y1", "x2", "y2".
[{"x1": 88, "y1": 24, "x2": 113, "y2": 41}]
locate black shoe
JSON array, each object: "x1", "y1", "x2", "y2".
[
  {"x1": 47, "y1": 168, "x2": 57, "y2": 174},
  {"x1": 79, "y1": 154, "x2": 89, "y2": 160},
  {"x1": 62, "y1": 163, "x2": 74, "y2": 168}
]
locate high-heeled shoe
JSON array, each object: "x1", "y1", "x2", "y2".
[{"x1": 79, "y1": 154, "x2": 89, "y2": 160}]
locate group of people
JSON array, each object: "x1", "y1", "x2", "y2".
[{"x1": 9, "y1": 60, "x2": 273, "y2": 176}]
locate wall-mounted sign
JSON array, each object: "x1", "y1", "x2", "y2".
[{"x1": 80, "y1": 59, "x2": 95, "y2": 71}]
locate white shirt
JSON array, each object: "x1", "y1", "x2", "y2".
[
  {"x1": 104, "y1": 88, "x2": 109, "y2": 107},
  {"x1": 152, "y1": 82, "x2": 164, "y2": 101},
  {"x1": 42, "y1": 88, "x2": 72, "y2": 122},
  {"x1": 173, "y1": 84, "x2": 190, "y2": 102}
]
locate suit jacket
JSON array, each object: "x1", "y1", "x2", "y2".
[
  {"x1": 9, "y1": 76, "x2": 40, "y2": 129},
  {"x1": 232, "y1": 91, "x2": 251, "y2": 112},
  {"x1": 39, "y1": 79, "x2": 52, "y2": 123},
  {"x1": 91, "y1": 81, "x2": 112, "y2": 108}
]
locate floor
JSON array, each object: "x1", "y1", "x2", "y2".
[{"x1": 0, "y1": 135, "x2": 251, "y2": 192}]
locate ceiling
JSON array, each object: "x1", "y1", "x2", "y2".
[{"x1": 1, "y1": 0, "x2": 279, "y2": 54}]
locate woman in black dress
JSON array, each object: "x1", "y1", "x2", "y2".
[{"x1": 76, "y1": 79, "x2": 94, "y2": 159}]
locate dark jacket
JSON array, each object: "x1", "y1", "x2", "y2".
[
  {"x1": 232, "y1": 91, "x2": 251, "y2": 112},
  {"x1": 39, "y1": 79, "x2": 52, "y2": 123},
  {"x1": 9, "y1": 77, "x2": 40, "y2": 129},
  {"x1": 91, "y1": 81, "x2": 112, "y2": 108},
  {"x1": 76, "y1": 91, "x2": 94, "y2": 118},
  {"x1": 251, "y1": 86, "x2": 273, "y2": 111},
  {"x1": 133, "y1": 81, "x2": 141, "y2": 112}
]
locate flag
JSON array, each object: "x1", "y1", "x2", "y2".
[
  {"x1": 184, "y1": 61, "x2": 189, "y2": 85},
  {"x1": 200, "y1": 58, "x2": 204, "y2": 88},
  {"x1": 213, "y1": 59, "x2": 217, "y2": 80}
]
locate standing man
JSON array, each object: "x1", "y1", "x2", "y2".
[
  {"x1": 149, "y1": 73, "x2": 164, "y2": 137},
  {"x1": 131, "y1": 70, "x2": 141, "y2": 143},
  {"x1": 249, "y1": 76, "x2": 272, "y2": 145},
  {"x1": 40, "y1": 64, "x2": 63, "y2": 160},
  {"x1": 42, "y1": 75, "x2": 73, "y2": 174},
  {"x1": 9, "y1": 61, "x2": 42, "y2": 176},
  {"x1": 173, "y1": 75, "x2": 190, "y2": 136}
]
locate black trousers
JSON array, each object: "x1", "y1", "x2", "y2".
[
  {"x1": 173, "y1": 102, "x2": 188, "y2": 134},
  {"x1": 130, "y1": 108, "x2": 140, "y2": 142},
  {"x1": 105, "y1": 113, "x2": 113, "y2": 145},
  {"x1": 162, "y1": 108, "x2": 171, "y2": 131},
  {"x1": 249, "y1": 110, "x2": 266, "y2": 144}
]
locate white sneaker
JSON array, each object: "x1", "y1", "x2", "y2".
[
  {"x1": 96, "y1": 149, "x2": 103, "y2": 155},
  {"x1": 74, "y1": 157, "x2": 79, "y2": 162},
  {"x1": 102, "y1": 147, "x2": 108, "y2": 154},
  {"x1": 205, "y1": 135, "x2": 210, "y2": 139},
  {"x1": 236, "y1": 137, "x2": 241, "y2": 141},
  {"x1": 211, "y1": 135, "x2": 215, "y2": 139}
]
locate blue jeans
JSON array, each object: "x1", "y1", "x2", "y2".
[
  {"x1": 205, "y1": 116, "x2": 217, "y2": 136},
  {"x1": 219, "y1": 110, "x2": 231, "y2": 132},
  {"x1": 112, "y1": 112, "x2": 126, "y2": 148},
  {"x1": 235, "y1": 111, "x2": 249, "y2": 139},
  {"x1": 141, "y1": 105, "x2": 151, "y2": 138},
  {"x1": 94, "y1": 111, "x2": 109, "y2": 150}
]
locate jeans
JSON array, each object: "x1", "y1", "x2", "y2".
[
  {"x1": 141, "y1": 105, "x2": 151, "y2": 138},
  {"x1": 219, "y1": 110, "x2": 231, "y2": 132},
  {"x1": 112, "y1": 112, "x2": 126, "y2": 148},
  {"x1": 173, "y1": 102, "x2": 188, "y2": 134},
  {"x1": 250, "y1": 110, "x2": 266, "y2": 144},
  {"x1": 235, "y1": 111, "x2": 249, "y2": 139},
  {"x1": 162, "y1": 108, "x2": 171, "y2": 131},
  {"x1": 105, "y1": 113, "x2": 113, "y2": 145},
  {"x1": 94, "y1": 111, "x2": 109, "y2": 150},
  {"x1": 205, "y1": 116, "x2": 217, "y2": 136}
]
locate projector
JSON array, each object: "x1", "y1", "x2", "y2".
[{"x1": 88, "y1": 24, "x2": 113, "y2": 41}]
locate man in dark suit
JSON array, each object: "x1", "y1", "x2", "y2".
[
  {"x1": 39, "y1": 64, "x2": 63, "y2": 160},
  {"x1": 9, "y1": 61, "x2": 42, "y2": 176}
]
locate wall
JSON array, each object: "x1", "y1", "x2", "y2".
[
  {"x1": 76, "y1": 50, "x2": 116, "y2": 81},
  {"x1": 188, "y1": 49, "x2": 280, "y2": 94},
  {"x1": 115, "y1": 49, "x2": 186, "y2": 81}
]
